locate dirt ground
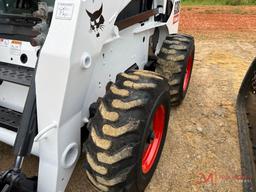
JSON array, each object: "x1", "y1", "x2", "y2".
[
  {"x1": 180, "y1": 6, "x2": 256, "y2": 38},
  {"x1": 1, "y1": 5, "x2": 256, "y2": 192}
]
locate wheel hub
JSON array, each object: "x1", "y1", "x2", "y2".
[
  {"x1": 142, "y1": 105, "x2": 166, "y2": 174},
  {"x1": 183, "y1": 54, "x2": 193, "y2": 92}
]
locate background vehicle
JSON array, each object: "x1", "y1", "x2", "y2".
[
  {"x1": 237, "y1": 58, "x2": 256, "y2": 192},
  {"x1": 0, "y1": 0, "x2": 195, "y2": 191}
]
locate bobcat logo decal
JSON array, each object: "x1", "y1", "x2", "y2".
[{"x1": 86, "y1": 4, "x2": 105, "y2": 38}]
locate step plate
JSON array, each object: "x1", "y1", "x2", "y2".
[
  {"x1": 0, "y1": 62, "x2": 34, "y2": 86},
  {"x1": 0, "y1": 106, "x2": 21, "y2": 132}
]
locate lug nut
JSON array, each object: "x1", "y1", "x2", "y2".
[{"x1": 147, "y1": 131, "x2": 155, "y2": 144}]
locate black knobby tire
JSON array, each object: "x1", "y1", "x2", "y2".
[
  {"x1": 156, "y1": 34, "x2": 195, "y2": 106},
  {"x1": 84, "y1": 70, "x2": 170, "y2": 192}
]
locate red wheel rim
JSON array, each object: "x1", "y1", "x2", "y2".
[
  {"x1": 183, "y1": 54, "x2": 193, "y2": 92},
  {"x1": 142, "y1": 105, "x2": 166, "y2": 174}
]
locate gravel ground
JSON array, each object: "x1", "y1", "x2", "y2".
[
  {"x1": 1, "y1": 5, "x2": 256, "y2": 192},
  {"x1": 146, "y1": 38, "x2": 256, "y2": 192}
]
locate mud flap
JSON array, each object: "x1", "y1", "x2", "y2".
[{"x1": 236, "y1": 58, "x2": 256, "y2": 192}]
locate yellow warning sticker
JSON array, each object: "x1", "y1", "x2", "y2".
[
  {"x1": 11, "y1": 40, "x2": 22, "y2": 45},
  {"x1": 10, "y1": 40, "x2": 22, "y2": 55}
]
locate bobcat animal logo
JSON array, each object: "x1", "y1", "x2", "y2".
[{"x1": 86, "y1": 4, "x2": 105, "y2": 38}]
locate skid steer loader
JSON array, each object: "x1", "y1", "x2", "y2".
[
  {"x1": 0, "y1": 0, "x2": 195, "y2": 191},
  {"x1": 237, "y1": 58, "x2": 256, "y2": 192}
]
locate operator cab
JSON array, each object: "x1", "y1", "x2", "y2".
[
  {"x1": 0, "y1": 0, "x2": 55, "y2": 70},
  {"x1": 1, "y1": 0, "x2": 37, "y2": 14},
  {"x1": 0, "y1": 0, "x2": 55, "y2": 45}
]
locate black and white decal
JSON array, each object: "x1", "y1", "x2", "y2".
[{"x1": 86, "y1": 4, "x2": 105, "y2": 38}]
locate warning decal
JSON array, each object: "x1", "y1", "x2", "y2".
[
  {"x1": 10, "y1": 40, "x2": 22, "y2": 55},
  {"x1": 0, "y1": 38, "x2": 10, "y2": 47}
]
